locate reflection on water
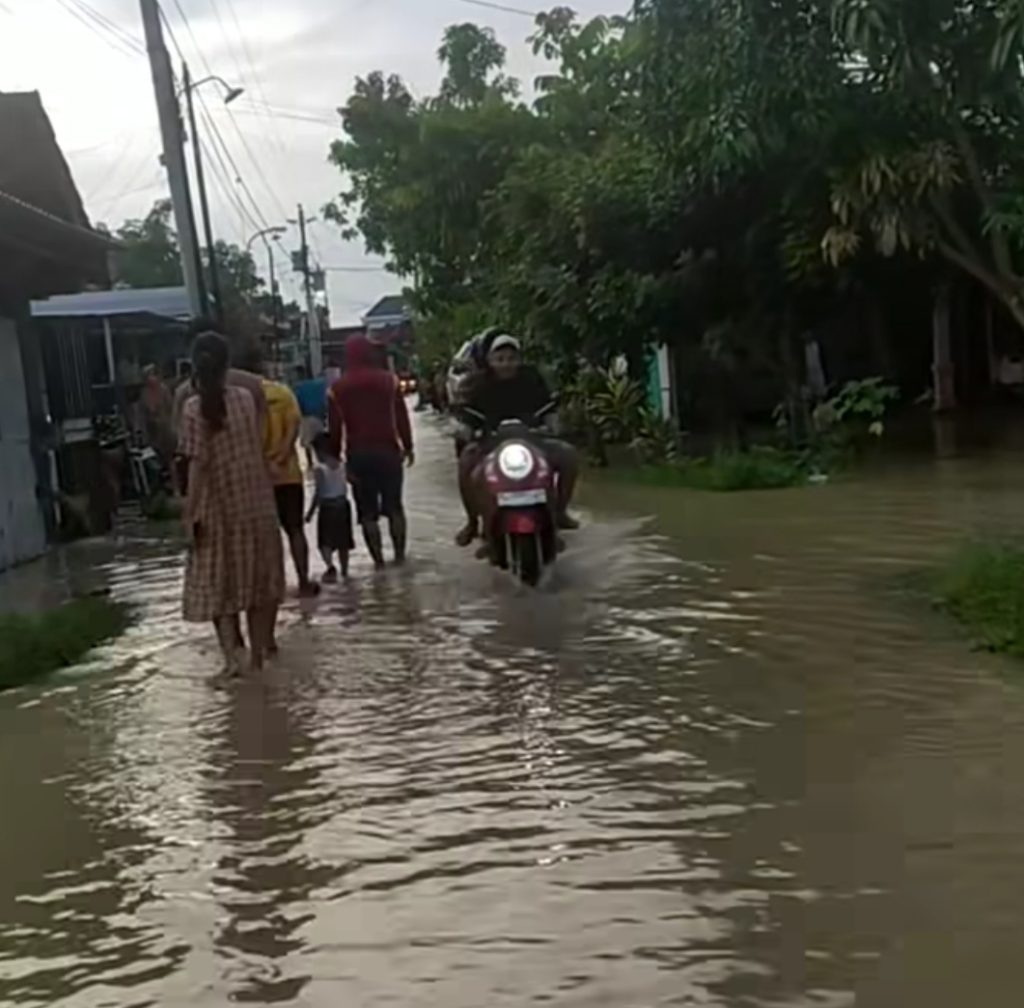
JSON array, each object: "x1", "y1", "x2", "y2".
[{"x1": 3, "y1": 415, "x2": 1024, "y2": 1006}]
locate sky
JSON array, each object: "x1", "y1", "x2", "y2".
[{"x1": 0, "y1": 0, "x2": 624, "y2": 324}]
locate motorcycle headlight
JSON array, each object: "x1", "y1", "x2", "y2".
[{"x1": 498, "y1": 443, "x2": 535, "y2": 481}]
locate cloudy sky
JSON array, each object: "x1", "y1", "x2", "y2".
[{"x1": 0, "y1": 0, "x2": 623, "y2": 323}]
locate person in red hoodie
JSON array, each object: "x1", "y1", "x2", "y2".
[{"x1": 328, "y1": 334, "x2": 414, "y2": 566}]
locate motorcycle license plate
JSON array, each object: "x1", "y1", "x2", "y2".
[{"x1": 497, "y1": 489, "x2": 547, "y2": 507}]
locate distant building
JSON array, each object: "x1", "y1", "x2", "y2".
[
  {"x1": 322, "y1": 324, "x2": 365, "y2": 369},
  {"x1": 0, "y1": 91, "x2": 111, "y2": 570},
  {"x1": 363, "y1": 295, "x2": 414, "y2": 372}
]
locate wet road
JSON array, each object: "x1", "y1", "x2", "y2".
[{"x1": 3, "y1": 414, "x2": 1024, "y2": 1006}]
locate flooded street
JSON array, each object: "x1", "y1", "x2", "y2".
[{"x1": 4, "y1": 414, "x2": 1024, "y2": 1007}]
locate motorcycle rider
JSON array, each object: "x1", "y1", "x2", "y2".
[{"x1": 455, "y1": 333, "x2": 580, "y2": 547}]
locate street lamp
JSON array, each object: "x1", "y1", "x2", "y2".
[
  {"x1": 248, "y1": 227, "x2": 288, "y2": 355},
  {"x1": 188, "y1": 75, "x2": 245, "y2": 106},
  {"x1": 180, "y1": 63, "x2": 245, "y2": 323}
]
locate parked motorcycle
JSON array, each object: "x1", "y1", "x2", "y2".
[{"x1": 463, "y1": 402, "x2": 560, "y2": 587}]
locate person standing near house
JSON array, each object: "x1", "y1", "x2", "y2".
[
  {"x1": 236, "y1": 344, "x2": 318, "y2": 598},
  {"x1": 139, "y1": 365, "x2": 175, "y2": 464},
  {"x1": 178, "y1": 332, "x2": 284, "y2": 674},
  {"x1": 293, "y1": 363, "x2": 328, "y2": 466},
  {"x1": 328, "y1": 334, "x2": 414, "y2": 567}
]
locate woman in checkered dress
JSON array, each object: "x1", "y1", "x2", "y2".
[{"x1": 179, "y1": 332, "x2": 284, "y2": 672}]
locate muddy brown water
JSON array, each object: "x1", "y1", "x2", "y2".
[{"x1": 3, "y1": 414, "x2": 1024, "y2": 1007}]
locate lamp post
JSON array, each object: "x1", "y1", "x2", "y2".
[
  {"x1": 248, "y1": 226, "x2": 287, "y2": 363},
  {"x1": 180, "y1": 63, "x2": 244, "y2": 324}
]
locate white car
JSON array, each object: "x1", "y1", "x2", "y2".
[{"x1": 445, "y1": 340, "x2": 479, "y2": 408}]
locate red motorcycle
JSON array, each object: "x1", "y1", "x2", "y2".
[{"x1": 463, "y1": 404, "x2": 560, "y2": 587}]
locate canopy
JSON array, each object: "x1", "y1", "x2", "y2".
[{"x1": 31, "y1": 287, "x2": 190, "y2": 322}]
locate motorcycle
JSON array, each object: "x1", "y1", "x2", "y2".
[{"x1": 462, "y1": 402, "x2": 560, "y2": 587}]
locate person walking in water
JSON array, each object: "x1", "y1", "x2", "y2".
[
  {"x1": 305, "y1": 432, "x2": 354, "y2": 582},
  {"x1": 293, "y1": 363, "x2": 328, "y2": 467},
  {"x1": 178, "y1": 332, "x2": 284, "y2": 674},
  {"x1": 328, "y1": 334, "x2": 414, "y2": 567},
  {"x1": 236, "y1": 343, "x2": 319, "y2": 597}
]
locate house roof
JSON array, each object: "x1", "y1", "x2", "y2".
[
  {"x1": 31, "y1": 286, "x2": 190, "y2": 322},
  {"x1": 363, "y1": 295, "x2": 408, "y2": 324},
  {"x1": 0, "y1": 91, "x2": 111, "y2": 290},
  {"x1": 0, "y1": 91, "x2": 91, "y2": 227}
]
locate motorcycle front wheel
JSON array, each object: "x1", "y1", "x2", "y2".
[{"x1": 507, "y1": 532, "x2": 543, "y2": 587}]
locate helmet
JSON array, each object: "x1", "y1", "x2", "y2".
[{"x1": 470, "y1": 326, "x2": 505, "y2": 366}]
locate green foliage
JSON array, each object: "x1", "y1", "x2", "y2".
[
  {"x1": 0, "y1": 597, "x2": 131, "y2": 690},
  {"x1": 936, "y1": 543, "x2": 1024, "y2": 656},
  {"x1": 825, "y1": 0, "x2": 1024, "y2": 329},
  {"x1": 612, "y1": 447, "x2": 806, "y2": 493},
  {"x1": 588, "y1": 368, "x2": 645, "y2": 443},
  {"x1": 818, "y1": 377, "x2": 900, "y2": 438},
  {"x1": 630, "y1": 408, "x2": 680, "y2": 464},
  {"x1": 328, "y1": 0, "x2": 1024, "y2": 436},
  {"x1": 102, "y1": 199, "x2": 290, "y2": 342}
]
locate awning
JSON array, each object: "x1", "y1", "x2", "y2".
[{"x1": 30, "y1": 286, "x2": 191, "y2": 322}]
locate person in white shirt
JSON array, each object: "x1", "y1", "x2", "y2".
[{"x1": 305, "y1": 433, "x2": 354, "y2": 581}]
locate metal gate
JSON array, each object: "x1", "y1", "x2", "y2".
[{"x1": 0, "y1": 316, "x2": 45, "y2": 571}]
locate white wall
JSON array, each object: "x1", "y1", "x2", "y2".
[{"x1": 0, "y1": 317, "x2": 46, "y2": 572}]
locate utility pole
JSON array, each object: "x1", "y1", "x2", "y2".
[
  {"x1": 183, "y1": 62, "x2": 221, "y2": 324},
  {"x1": 296, "y1": 204, "x2": 322, "y2": 373},
  {"x1": 139, "y1": 0, "x2": 205, "y2": 317}
]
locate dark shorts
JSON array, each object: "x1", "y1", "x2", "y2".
[
  {"x1": 348, "y1": 450, "x2": 404, "y2": 524},
  {"x1": 318, "y1": 499, "x2": 355, "y2": 552},
  {"x1": 274, "y1": 483, "x2": 304, "y2": 534}
]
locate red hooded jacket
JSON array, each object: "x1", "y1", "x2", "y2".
[{"x1": 327, "y1": 335, "x2": 413, "y2": 458}]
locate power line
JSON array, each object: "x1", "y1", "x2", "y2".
[
  {"x1": 196, "y1": 97, "x2": 267, "y2": 234},
  {"x1": 68, "y1": 0, "x2": 145, "y2": 53},
  {"x1": 220, "y1": 0, "x2": 290, "y2": 159},
  {"x1": 166, "y1": 0, "x2": 288, "y2": 222},
  {"x1": 162, "y1": 6, "x2": 273, "y2": 232},
  {"x1": 323, "y1": 265, "x2": 389, "y2": 273},
  {"x1": 231, "y1": 104, "x2": 339, "y2": 128},
  {"x1": 454, "y1": 0, "x2": 537, "y2": 17},
  {"x1": 53, "y1": 0, "x2": 142, "y2": 59}
]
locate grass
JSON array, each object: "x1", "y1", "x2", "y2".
[
  {"x1": 603, "y1": 446, "x2": 808, "y2": 492},
  {"x1": 935, "y1": 542, "x2": 1024, "y2": 657},
  {"x1": 0, "y1": 596, "x2": 131, "y2": 691}
]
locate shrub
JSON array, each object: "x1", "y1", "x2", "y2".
[
  {"x1": 0, "y1": 597, "x2": 131, "y2": 690},
  {"x1": 935, "y1": 543, "x2": 1024, "y2": 656},
  {"x1": 610, "y1": 446, "x2": 806, "y2": 492}
]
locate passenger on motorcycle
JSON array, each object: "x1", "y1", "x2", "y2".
[{"x1": 455, "y1": 333, "x2": 580, "y2": 547}]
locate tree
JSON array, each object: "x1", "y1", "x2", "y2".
[
  {"x1": 102, "y1": 199, "x2": 280, "y2": 342},
  {"x1": 327, "y1": 2, "x2": 985, "y2": 438},
  {"x1": 108, "y1": 199, "x2": 182, "y2": 288},
  {"x1": 824, "y1": 0, "x2": 1024, "y2": 330}
]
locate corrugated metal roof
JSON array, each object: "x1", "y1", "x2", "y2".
[
  {"x1": 363, "y1": 294, "x2": 407, "y2": 322},
  {"x1": 30, "y1": 286, "x2": 191, "y2": 320}
]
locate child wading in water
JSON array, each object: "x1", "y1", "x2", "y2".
[{"x1": 306, "y1": 433, "x2": 354, "y2": 581}]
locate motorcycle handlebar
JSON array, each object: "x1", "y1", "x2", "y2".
[{"x1": 457, "y1": 399, "x2": 558, "y2": 433}]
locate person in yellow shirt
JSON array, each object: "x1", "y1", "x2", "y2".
[{"x1": 237, "y1": 343, "x2": 317, "y2": 598}]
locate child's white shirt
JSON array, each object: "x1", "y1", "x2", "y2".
[{"x1": 314, "y1": 462, "x2": 348, "y2": 501}]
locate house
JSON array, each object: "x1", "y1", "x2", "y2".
[
  {"x1": 363, "y1": 295, "x2": 414, "y2": 372},
  {"x1": 0, "y1": 91, "x2": 111, "y2": 570},
  {"x1": 321, "y1": 323, "x2": 364, "y2": 368}
]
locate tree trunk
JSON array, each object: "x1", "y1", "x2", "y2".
[
  {"x1": 867, "y1": 299, "x2": 894, "y2": 379},
  {"x1": 932, "y1": 282, "x2": 957, "y2": 412}
]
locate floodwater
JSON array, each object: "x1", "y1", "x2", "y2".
[{"x1": 3, "y1": 415, "x2": 1024, "y2": 1007}]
